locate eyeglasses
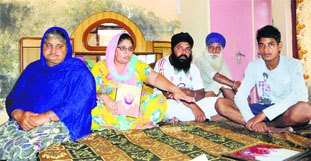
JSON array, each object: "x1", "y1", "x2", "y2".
[
  {"x1": 176, "y1": 46, "x2": 192, "y2": 53},
  {"x1": 117, "y1": 46, "x2": 135, "y2": 52}
]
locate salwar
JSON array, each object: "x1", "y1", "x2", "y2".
[
  {"x1": 0, "y1": 120, "x2": 70, "y2": 161},
  {"x1": 92, "y1": 93, "x2": 167, "y2": 130},
  {"x1": 164, "y1": 97, "x2": 219, "y2": 121}
]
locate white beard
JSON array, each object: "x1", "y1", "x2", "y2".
[{"x1": 204, "y1": 49, "x2": 225, "y2": 72}]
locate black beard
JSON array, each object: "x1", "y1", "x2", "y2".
[{"x1": 169, "y1": 52, "x2": 192, "y2": 73}]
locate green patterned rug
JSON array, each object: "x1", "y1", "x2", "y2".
[{"x1": 38, "y1": 121, "x2": 311, "y2": 161}]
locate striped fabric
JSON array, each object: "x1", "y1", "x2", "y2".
[{"x1": 38, "y1": 121, "x2": 311, "y2": 161}]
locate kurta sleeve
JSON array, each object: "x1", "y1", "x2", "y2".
[
  {"x1": 263, "y1": 61, "x2": 308, "y2": 120},
  {"x1": 136, "y1": 60, "x2": 152, "y2": 83},
  {"x1": 5, "y1": 62, "x2": 38, "y2": 116},
  {"x1": 91, "y1": 62, "x2": 107, "y2": 92},
  {"x1": 153, "y1": 58, "x2": 166, "y2": 94},
  {"x1": 191, "y1": 63, "x2": 204, "y2": 90},
  {"x1": 234, "y1": 62, "x2": 257, "y2": 122}
]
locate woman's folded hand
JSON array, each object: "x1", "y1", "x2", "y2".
[{"x1": 12, "y1": 109, "x2": 38, "y2": 131}]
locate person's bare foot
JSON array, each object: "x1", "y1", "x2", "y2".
[
  {"x1": 168, "y1": 117, "x2": 179, "y2": 124},
  {"x1": 141, "y1": 121, "x2": 159, "y2": 129},
  {"x1": 268, "y1": 126, "x2": 294, "y2": 133},
  {"x1": 210, "y1": 115, "x2": 229, "y2": 122}
]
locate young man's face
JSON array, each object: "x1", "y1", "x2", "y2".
[{"x1": 258, "y1": 38, "x2": 282, "y2": 63}]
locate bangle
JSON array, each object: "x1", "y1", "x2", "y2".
[
  {"x1": 97, "y1": 93, "x2": 104, "y2": 104},
  {"x1": 48, "y1": 111, "x2": 52, "y2": 122}
]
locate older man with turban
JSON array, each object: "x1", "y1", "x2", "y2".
[
  {"x1": 196, "y1": 32, "x2": 240, "y2": 100},
  {"x1": 154, "y1": 32, "x2": 219, "y2": 123}
]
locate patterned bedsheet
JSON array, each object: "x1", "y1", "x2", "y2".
[{"x1": 38, "y1": 121, "x2": 311, "y2": 161}]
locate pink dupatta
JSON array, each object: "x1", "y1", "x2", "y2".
[{"x1": 105, "y1": 33, "x2": 138, "y2": 85}]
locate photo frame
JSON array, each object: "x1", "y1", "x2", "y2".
[
  {"x1": 115, "y1": 82, "x2": 142, "y2": 118},
  {"x1": 221, "y1": 142, "x2": 310, "y2": 161}
]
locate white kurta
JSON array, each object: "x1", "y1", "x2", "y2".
[
  {"x1": 154, "y1": 56, "x2": 218, "y2": 121},
  {"x1": 196, "y1": 55, "x2": 232, "y2": 97}
]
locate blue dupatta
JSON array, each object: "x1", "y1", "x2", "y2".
[{"x1": 6, "y1": 27, "x2": 97, "y2": 141}]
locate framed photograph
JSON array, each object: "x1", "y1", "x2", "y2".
[
  {"x1": 221, "y1": 142, "x2": 310, "y2": 161},
  {"x1": 115, "y1": 82, "x2": 142, "y2": 118}
]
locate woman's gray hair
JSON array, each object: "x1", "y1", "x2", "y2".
[{"x1": 44, "y1": 29, "x2": 67, "y2": 46}]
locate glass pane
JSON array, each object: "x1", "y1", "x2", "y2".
[{"x1": 87, "y1": 23, "x2": 128, "y2": 47}]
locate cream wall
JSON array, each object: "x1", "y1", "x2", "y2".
[
  {"x1": 180, "y1": 0, "x2": 210, "y2": 61},
  {"x1": 0, "y1": 109, "x2": 9, "y2": 125},
  {"x1": 271, "y1": 0, "x2": 293, "y2": 58}
]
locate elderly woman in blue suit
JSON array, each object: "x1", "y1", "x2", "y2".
[{"x1": 0, "y1": 27, "x2": 97, "y2": 160}]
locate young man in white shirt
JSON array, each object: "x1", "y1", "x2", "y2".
[{"x1": 215, "y1": 25, "x2": 311, "y2": 133}]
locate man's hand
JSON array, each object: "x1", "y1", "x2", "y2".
[
  {"x1": 232, "y1": 81, "x2": 241, "y2": 90},
  {"x1": 251, "y1": 122, "x2": 268, "y2": 133},
  {"x1": 246, "y1": 112, "x2": 267, "y2": 131},
  {"x1": 191, "y1": 104, "x2": 206, "y2": 122},
  {"x1": 180, "y1": 88, "x2": 205, "y2": 101},
  {"x1": 171, "y1": 89, "x2": 195, "y2": 103},
  {"x1": 179, "y1": 88, "x2": 193, "y2": 96},
  {"x1": 183, "y1": 102, "x2": 206, "y2": 122},
  {"x1": 163, "y1": 91, "x2": 174, "y2": 99},
  {"x1": 12, "y1": 109, "x2": 38, "y2": 131}
]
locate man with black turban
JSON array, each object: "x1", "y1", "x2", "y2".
[
  {"x1": 196, "y1": 32, "x2": 241, "y2": 100},
  {"x1": 154, "y1": 32, "x2": 219, "y2": 123}
]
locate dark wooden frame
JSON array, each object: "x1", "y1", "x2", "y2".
[
  {"x1": 291, "y1": 0, "x2": 298, "y2": 59},
  {"x1": 82, "y1": 19, "x2": 137, "y2": 52}
]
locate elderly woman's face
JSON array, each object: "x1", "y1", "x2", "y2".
[
  {"x1": 114, "y1": 39, "x2": 134, "y2": 65},
  {"x1": 43, "y1": 38, "x2": 67, "y2": 67}
]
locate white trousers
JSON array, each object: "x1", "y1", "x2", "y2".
[{"x1": 164, "y1": 97, "x2": 219, "y2": 121}]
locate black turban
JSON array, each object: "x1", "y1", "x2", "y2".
[{"x1": 171, "y1": 32, "x2": 194, "y2": 51}]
